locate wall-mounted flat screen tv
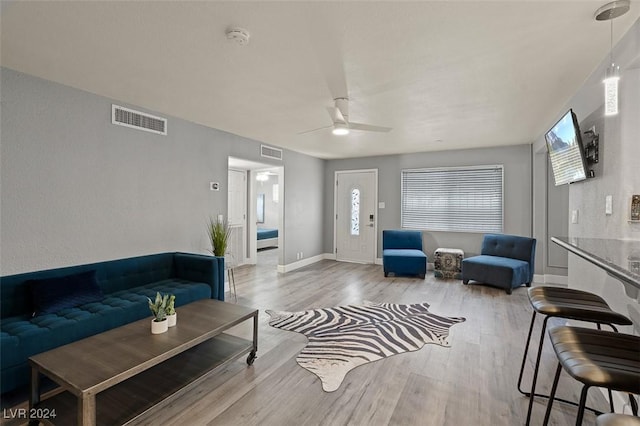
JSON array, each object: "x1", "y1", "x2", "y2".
[{"x1": 545, "y1": 109, "x2": 588, "y2": 186}]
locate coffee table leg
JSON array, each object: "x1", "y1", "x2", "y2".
[
  {"x1": 29, "y1": 367, "x2": 40, "y2": 426},
  {"x1": 79, "y1": 393, "x2": 96, "y2": 426},
  {"x1": 246, "y1": 312, "x2": 259, "y2": 365}
]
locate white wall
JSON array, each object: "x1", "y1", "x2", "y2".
[
  {"x1": 0, "y1": 68, "x2": 325, "y2": 274},
  {"x1": 256, "y1": 174, "x2": 279, "y2": 230}
]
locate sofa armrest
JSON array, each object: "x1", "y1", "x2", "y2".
[{"x1": 173, "y1": 253, "x2": 225, "y2": 301}]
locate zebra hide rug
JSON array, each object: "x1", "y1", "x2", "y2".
[{"x1": 265, "y1": 301, "x2": 465, "y2": 392}]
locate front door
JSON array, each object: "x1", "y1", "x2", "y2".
[{"x1": 335, "y1": 170, "x2": 377, "y2": 263}]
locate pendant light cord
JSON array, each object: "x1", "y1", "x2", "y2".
[{"x1": 610, "y1": 19, "x2": 614, "y2": 65}]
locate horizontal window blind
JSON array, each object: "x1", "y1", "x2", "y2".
[{"x1": 401, "y1": 165, "x2": 503, "y2": 233}]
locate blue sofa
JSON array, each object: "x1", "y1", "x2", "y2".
[
  {"x1": 0, "y1": 252, "x2": 224, "y2": 395},
  {"x1": 382, "y1": 230, "x2": 427, "y2": 278},
  {"x1": 462, "y1": 234, "x2": 536, "y2": 294}
]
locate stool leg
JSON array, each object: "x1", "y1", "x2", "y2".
[
  {"x1": 517, "y1": 311, "x2": 537, "y2": 396},
  {"x1": 526, "y1": 315, "x2": 550, "y2": 426},
  {"x1": 542, "y1": 363, "x2": 563, "y2": 426},
  {"x1": 575, "y1": 385, "x2": 590, "y2": 426}
]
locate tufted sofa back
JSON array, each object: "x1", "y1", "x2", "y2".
[{"x1": 2, "y1": 253, "x2": 178, "y2": 319}]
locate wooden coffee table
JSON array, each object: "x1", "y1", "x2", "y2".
[{"x1": 28, "y1": 299, "x2": 258, "y2": 426}]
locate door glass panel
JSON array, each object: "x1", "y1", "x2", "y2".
[{"x1": 351, "y1": 188, "x2": 360, "y2": 235}]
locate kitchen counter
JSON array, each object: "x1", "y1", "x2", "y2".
[{"x1": 551, "y1": 237, "x2": 640, "y2": 289}]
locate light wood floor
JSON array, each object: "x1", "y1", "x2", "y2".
[
  {"x1": 5, "y1": 257, "x2": 611, "y2": 426},
  {"x1": 142, "y1": 258, "x2": 609, "y2": 426}
]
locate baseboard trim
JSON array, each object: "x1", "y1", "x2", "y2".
[
  {"x1": 277, "y1": 253, "x2": 333, "y2": 273},
  {"x1": 545, "y1": 274, "x2": 568, "y2": 285}
]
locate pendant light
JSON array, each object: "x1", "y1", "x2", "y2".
[{"x1": 594, "y1": 0, "x2": 630, "y2": 116}]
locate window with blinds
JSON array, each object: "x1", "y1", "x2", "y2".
[{"x1": 401, "y1": 165, "x2": 503, "y2": 233}]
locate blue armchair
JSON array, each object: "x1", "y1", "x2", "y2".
[
  {"x1": 462, "y1": 233, "x2": 536, "y2": 294},
  {"x1": 383, "y1": 230, "x2": 427, "y2": 279}
]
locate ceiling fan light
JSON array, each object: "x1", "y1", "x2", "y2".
[{"x1": 332, "y1": 123, "x2": 349, "y2": 136}]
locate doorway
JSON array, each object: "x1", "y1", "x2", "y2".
[
  {"x1": 334, "y1": 169, "x2": 378, "y2": 264},
  {"x1": 227, "y1": 157, "x2": 284, "y2": 270}
]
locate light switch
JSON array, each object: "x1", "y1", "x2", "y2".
[
  {"x1": 605, "y1": 195, "x2": 613, "y2": 215},
  {"x1": 571, "y1": 209, "x2": 579, "y2": 224},
  {"x1": 378, "y1": 202, "x2": 385, "y2": 209}
]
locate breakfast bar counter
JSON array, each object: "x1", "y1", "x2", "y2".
[{"x1": 551, "y1": 236, "x2": 640, "y2": 289}]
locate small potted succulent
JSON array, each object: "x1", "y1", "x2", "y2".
[
  {"x1": 165, "y1": 294, "x2": 177, "y2": 327},
  {"x1": 148, "y1": 292, "x2": 168, "y2": 334}
]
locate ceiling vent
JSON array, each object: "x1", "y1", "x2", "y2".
[
  {"x1": 261, "y1": 145, "x2": 283, "y2": 161},
  {"x1": 112, "y1": 105, "x2": 167, "y2": 135}
]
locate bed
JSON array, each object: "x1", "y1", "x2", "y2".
[{"x1": 257, "y1": 227, "x2": 278, "y2": 249}]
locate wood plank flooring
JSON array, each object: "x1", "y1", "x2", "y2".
[
  {"x1": 5, "y1": 255, "x2": 611, "y2": 425},
  {"x1": 142, "y1": 257, "x2": 609, "y2": 426}
]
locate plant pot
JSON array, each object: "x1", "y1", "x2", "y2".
[
  {"x1": 167, "y1": 313, "x2": 177, "y2": 327},
  {"x1": 151, "y1": 318, "x2": 168, "y2": 334}
]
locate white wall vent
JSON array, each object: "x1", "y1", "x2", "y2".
[
  {"x1": 261, "y1": 144, "x2": 283, "y2": 161},
  {"x1": 112, "y1": 105, "x2": 167, "y2": 135}
]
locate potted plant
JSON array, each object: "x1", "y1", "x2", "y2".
[
  {"x1": 148, "y1": 292, "x2": 168, "y2": 334},
  {"x1": 165, "y1": 294, "x2": 177, "y2": 327},
  {"x1": 208, "y1": 216, "x2": 231, "y2": 257}
]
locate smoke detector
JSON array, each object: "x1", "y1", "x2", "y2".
[{"x1": 226, "y1": 28, "x2": 250, "y2": 45}]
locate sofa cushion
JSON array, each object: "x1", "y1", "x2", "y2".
[
  {"x1": 462, "y1": 255, "x2": 530, "y2": 288},
  {"x1": 28, "y1": 270, "x2": 103, "y2": 316},
  {"x1": 383, "y1": 249, "x2": 427, "y2": 258},
  {"x1": 0, "y1": 279, "x2": 211, "y2": 377}
]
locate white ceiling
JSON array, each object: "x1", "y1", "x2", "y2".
[{"x1": 1, "y1": 1, "x2": 638, "y2": 160}]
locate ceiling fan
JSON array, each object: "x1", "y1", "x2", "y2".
[{"x1": 299, "y1": 98, "x2": 392, "y2": 136}]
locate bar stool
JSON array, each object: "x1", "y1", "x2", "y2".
[
  {"x1": 542, "y1": 326, "x2": 640, "y2": 425},
  {"x1": 519, "y1": 286, "x2": 633, "y2": 425},
  {"x1": 597, "y1": 414, "x2": 640, "y2": 426}
]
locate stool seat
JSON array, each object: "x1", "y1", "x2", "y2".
[
  {"x1": 597, "y1": 414, "x2": 640, "y2": 426},
  {"x1": 528, "y1": 287, "x2": 633, "y2": 325},
  {"x1": 542, "y1": 326, "x2": 640, "y2": 425},
  {"x1": 549, "y1": 326, "x2": 640, "y2": 393}
]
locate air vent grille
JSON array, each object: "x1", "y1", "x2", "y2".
[
  {"x1": 112, "y1": 105, "x2": 167, "y2": 135},
  {"x1": 261, "y1": 145, "x2": 283, "y2": 160}
]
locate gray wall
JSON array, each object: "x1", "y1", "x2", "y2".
[
  {"x1": 324, "y1": 145, "x2": 533, "y2": 261},
  {"x1": 532, "y1": 19, "x2": 640, "y2": 243},
  {"x1": 531, "y1": 19, "x2": 639, "y2": 342},
  {"x1": 0, "y1": 68, "x2": 325, "y2": 274}
]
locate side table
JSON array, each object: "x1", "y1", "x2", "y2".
[{"x1": 434, "y1": 248, "x2": 464, "y2": 279}]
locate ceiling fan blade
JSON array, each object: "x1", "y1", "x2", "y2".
[
  {"x1": 348, "y1": 122, "x2": 392, "y2": 133},
  {"x1": 304, "y1": 10, "x2": 348, "y2": 100},
  {"x1": 326, "y1": 106, "x2": 346, "y2": 124},
  {"x1": 298, "y1": 124, "x2": 333, "y2": 135}
]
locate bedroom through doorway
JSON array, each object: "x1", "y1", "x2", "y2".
[{"x1": 227, "y1": 157, "x2": 283, "y2": 271}]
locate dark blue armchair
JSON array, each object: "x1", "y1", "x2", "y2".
[
  {"x1": 382, "y1": 230, "x2": 427, "y2": 279},
  {"x1": 462, "y1": 233, "x2": 536, "y2": 294}
]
